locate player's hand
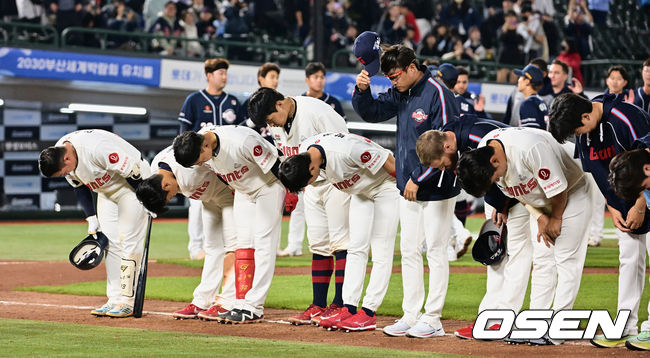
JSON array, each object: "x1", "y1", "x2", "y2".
[
  {"x1": 536, "y1": 214, "x2": 555, "y2": 248},
  {"x1": 404, "y1": 179, "x2": 419, "y2": 201},
  {"x1": 284, "y1": 189, "x2": 299, "y2": 213},
  {"x1": 607, "y1": 204, "x2": 630, "y2": 232},
  {"x1": 568, "y1": 77, "x2": 583, "y2": 94},
  {"x1": 356, "y1": 70, "x2": 371, "y2": 92},
  {"x1": 545, "y1": 216, "x2": 562, "y2": 241},
  {"x1": 625, "y1": 205, "x2": 645, "y2": 231},
  {"x1": 474, "y1": 94, "x2": 486, "y2": 112},
  {"x1": 86, "y1": 215, "x2": 99, "y2": 234},
  {"x1": 624, "y1": 89, "x2": 635, "y2": 104},
  {"x1": 491, "y1": 209, "x2": 508, "y2": 226}
]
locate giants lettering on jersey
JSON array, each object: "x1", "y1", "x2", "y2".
[
  {"x1": 589, "y1": 146, "x2": 615, "y2": 161},
  {"x1": 503, "y1": 178, "x2": 538, "y2": 197},
  {"x1": 218, "y1": 166, "x2": 249, "y2": 183},
  {"x1": 279, "y1": 144, "x2": 299, "y2": 156},
  {"x1": 189, "y1": 181, "x2": 210, "y2": 200},
  {"x1": 85, "y1": 173, "x2": 112, "y2": 191},
  {"x1": 332, "y1": 173, "x2": 361, "y2": 190}
]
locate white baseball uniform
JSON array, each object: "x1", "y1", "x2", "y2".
[
  {"x1": 270, "y1": 96, "x2": 350, "y2": 256},
  {"x1": 300, "y1": 133, "x2": 400, "y2": 311},
  {"x1": 56, "y1": 129, "x2": 151, "y2": 306},
  {"x1": 151, "y1": 146, "x2": 236, "y2": 310},
  {"x1": 198, "y1": 124, "x2": 285, "y2": 315},
  {"x1": 478, "y1": 128, "x2": 592, "y2": 312}
]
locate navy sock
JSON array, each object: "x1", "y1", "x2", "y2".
[
  {"x1": 332, "y1": 250, "x2": 347, "y2": 306},
  {"x1": 311, "y1": 254, "x2": 333, "y2": 307},
  {"x1": 345, "y1": 304, "x2": 357, "y2": 315},
  {"x1": 362, "y1": 307, "x2": 375, "y2": 317}
]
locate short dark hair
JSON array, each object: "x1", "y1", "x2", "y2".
[
  {"x1": 204, "y1": 58, "x2": 229, "y2": 75},
  {"x1": 257, "y1": 62, "x2": 281, "y2": 85},
  {"x1": 551, "y1": 59, "x2": 569, "y2": 75},
  {"x1": 457, "y1": 66, "x2": 469, "y2": 77},
  {"x1": 607, "y1": 65, "x2": 629, "y2": 83},
  {"x1": 457, "y1": 146, "x2": 496, "y2": 197},
  {"x1": 644, "y1": 58, "x2": 650, "y2": 68},
  {"x1": 135, "y1": 174, "x2": 169, "y2": 215},
  {"x1": 173, "y1": 131, "x2": 203, "y2": 168},
  {"x1": 380, "y1": 44, "x2": 417, "y2": 75},
  {"x1": 548, "y1": 93, "x2": 593, "y2": 143},
  {"x1": 278, "y1": 153, "x2": 312, "y2": 193},
  {"x1": 248, "y1": 87, "x2": 285, "y2": 128},
  {"x1": 530, "y1": 58, "x2": 548, "y2": 75},
  {"x1": 305, "y1": 62, "x2": 326, "y2": 77},
  {"x1": 39, "y1": 146, "x2": 66, "y2": 177},
  {"x1": 609, "y1": 149, "x2": 650, "y2": 202}
]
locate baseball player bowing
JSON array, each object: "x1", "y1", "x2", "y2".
[
  {"x1": 247, "y1": 87, "x2": 351, "y2": 326},
  {"x1": 135, "y1": 145, "x2": 237, "y2": 321},
  {"x1": 38, "y1": 129, "x2": 151, "y2": 318},
  {"x1": 352, "y1": 34, "x2": 459, "y2": 338},
  {"x1": 415, "y1": 115, "x2": 537, "y2": 340},
  {"x1": 549, "y1": 93, "x2": 650, "y2": 348},
  {"x1": 457, "y1": 127, "x2": 593, "y2": 345},
  {"x1": 173, "y1": 124, "x2": 286, "y2": 324},
  {"x1": 279, "y1": 132, "x2": 400, "y2": 331}
]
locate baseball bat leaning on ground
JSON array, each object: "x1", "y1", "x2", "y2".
[{"x1": 133, "y1": 214, "x2": 154, "y2": 318}]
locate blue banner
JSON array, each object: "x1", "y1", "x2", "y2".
[
  {"x1": 0, "y1": 47, "x2": 161, "y2": 87},
  {"x1": 325, "y1": 72, "x2": 392, "y2": 101}
]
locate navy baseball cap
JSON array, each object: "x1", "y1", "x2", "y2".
[
  {"x1": 514, "y1": 64, "x2": 544, "y2": 85},
  {"x1": 353, "y1": 31, "x2": 381, "y2": 76},
  {"x1": 435, "y1": 63, "x2": 459, "y2": 83}
]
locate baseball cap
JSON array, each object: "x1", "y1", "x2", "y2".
[
  {"x1": 514, "y1": 64, "x2": 544, "y2": 85},
  {"x1": 435, "y1": 63, "x2": 459, "y2": 83},
  {"x1": 353, "y1": 31, "x2": 381, "y2": 76}
]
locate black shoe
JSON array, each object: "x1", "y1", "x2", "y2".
[
  {"x1": 224, "y1": 309, "x2": 263, "y2": 324},
  {"x1": 528, "y1": 336, "x2": 562, "y2": 346},
  {"x1": 215, "y1": 309, "x2": 234, "y2": 323},
  {"x1": 504, "y1": 336, "x2": 528, "y2": 345}
]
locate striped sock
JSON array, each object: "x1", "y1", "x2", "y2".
[
  {"x1": 311, "y1": 254, "x2": 333, "y2": 307},
  {"x1": 332, "y1": 250, "x2": 347, "y2": 306}
]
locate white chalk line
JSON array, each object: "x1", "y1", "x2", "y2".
[{"x1": 0, "y1": 300, "x2": 172, "y2": 316}]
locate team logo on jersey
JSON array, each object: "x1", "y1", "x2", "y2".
[
  {"x1": 538, "y1": 168, "x2": 551, "y2": 180},
  {"x1": 231, "y1": 99, "x2": 237, "y2": 106},
  {"x1": 539, "y1": 103, "x2": 548, "y2": 112},
  {"x1": 360, "y1": 151, "x2": 371, "y2": 163},
  {"x1": 203, "y1": 105, "x2": 212, "y2": 113},
  {"x1": 461, "y1": 102, "x2": 469, "y2": 112},
  {"x1": 253, "y1": 145, "x2": 263, "y2": 156},
  {"x1": 411, "y1": 109, "x2": 428, "y2": 123},
  {"x1": 108, "y1": 153, "x2": 119, "y2": 164},
  {"x1": 222, "y1": 109, "x2": 237, "y2": 124}
]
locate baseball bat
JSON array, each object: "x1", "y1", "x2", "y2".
[{"x1": 133, "y1": 215, "x2": 153, "y2": 318}]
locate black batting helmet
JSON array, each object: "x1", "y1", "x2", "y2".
[
  {"x1": 69, "y1": 232, "x2": 109, "y2": 270},
  {"x1": 472, "y1": 219, "x2": 507, "y2": 266}
]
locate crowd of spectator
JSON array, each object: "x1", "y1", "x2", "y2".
[{"x1": 1, "y1": 0, "x2": 648, "y2": 83}]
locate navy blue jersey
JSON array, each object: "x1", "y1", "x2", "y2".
[
  {"x1": 352, "y1": 66, "x2": 460, "y2": 201},
  {"x1": 518, "y1": 95, "x2": 548, "y2": 129},
  {"x1": 455, "y1": 94, "x2": 476, "y2": 116},
  {"x1": 178, "y1": 90, "x2": 242, "y2": 132},
  {"x1": 634, "y1": 87, "x2": 650, "y2": 114},
  {"x1": 301, "y1": 92, "x2": 346, "y2": 120},
  {"x1": 460, "y1": 91, "x2": 492, "y2": 119},
  {"x1": 443, "y1": 114, "x2": 512, "y2": 211},
  {"x1": 575, "y1": 93, "x2": 650, "y2": 234}
]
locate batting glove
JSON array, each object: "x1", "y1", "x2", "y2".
[
  {"x1": 86, "y1": 215, "x2": 99, "y2": 234},
  {"x1": 284, "y1": 189, "x2": 299, "y2": 213}
]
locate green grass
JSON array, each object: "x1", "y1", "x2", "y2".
[
  {"x1": 1, "y1": 218, "x2": 628, "y2": 269},
  {"x1": 19, "y1": 272, "x2": 649, "y2": 323},
  {"x1": 0, "y1": 318, "x2": 464, "y2": 358}
]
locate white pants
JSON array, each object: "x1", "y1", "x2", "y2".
[
  {"x1": 588, "y1": 174, "x2": 605, "y2": 242},
  {"x1": 528, "y1": 183, "x2": 592, "y2": 312},
  {"x1": 286, "y1": 191, "x2": 306, "y2": 250},
  {"x1": 97, "y1": 177, "x2": 149, "y2": 306},
  {"x1": 191, "y1": 191, "x2": 236, "y2": 310},
  {"x1": 616, "y1": 230, "x2": 650, "y2": 334},
  {"x1": 342, "y1": 181, "x2": 400, "y2": 312},
  {"x1": 187, "y1": 198, "x2": 205, "y2": 256},
  {"x1": 480, "y1": 203, "x2": 533, "y2": 313},
  {"x1": 233, "y1": 180, "x2": 285, "y2": 315},
  {"x1": 303, "y1": 183, "x2": 350, "y2": 256},
  {"x1": 399, "y1": 196, "x2": 456, "y2": 328}
]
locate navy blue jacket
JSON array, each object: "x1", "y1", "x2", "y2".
[
  {"x1": 352, "y1": 67, "x2": 460, "y2": 201},
  {"x1": 575, "y1": 94, "x2": 650, "y2": 234},
  {"x1": 460, "y1": 91, "x2": 491, "y2": 119},
  {"x1": 443, "y1": 114, "x2": 513, "y2": 211},
  {"x1": 179, "y1": 90, "x2": 242, "y2": 132},
  {"x1": 519, "y1": 95, "x2": 548, "y2": 129},
  {"x1": 455, "y1": 94, "x2": 477, "y2": 116},
  {"x1": 634, "y1": 87, "x2": 650, "y2": 114}
]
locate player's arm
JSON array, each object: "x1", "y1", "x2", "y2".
[
  {"x1": 349, "y1": 137, "x2": 392, "y2": 175},
  {"x1": 332, "y1": 97, "x2": 347, "y2": 121},
  {"x1": 243, "y1": 134, "x2": 281, "y2": 176},
  {"x1": 97, "y1": 141, "x2": 145, "y2": 190},
  {"x1": 351, "y1": 78, "x2": 399, "y2": 123},
  {"x1": 383, "y1": 154, "x2": 396, "y2": 176}
]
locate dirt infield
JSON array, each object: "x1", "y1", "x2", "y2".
[{"x1": 0, "y1": 260, "x2": 644, "y2": 357}]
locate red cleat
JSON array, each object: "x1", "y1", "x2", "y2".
[
  {"x1": 337, "y1": 310, "x2": 376, "y2": 332},
  {"x1": 454, "y1": 323, "x2": 501, "y2": 339},
  {"x1": 319, "y1": 307, "x2": 353, "y2": 330},
  {"x1": 311, "y1": 303, "x2": 342, "y2": 326},
  {"x1": 172, "y1": 303, "x2": 205, "y2": 320},
  {"x1": 288, "y1": 304, "x2": 326, "y2": 325},
  {"x1": 197, "y1": 305, "x2": 229, "y2": 321}
]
